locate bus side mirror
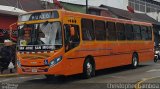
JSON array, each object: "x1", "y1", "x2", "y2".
[{"x1": 70, "y1": 27, "x2": 75, "y2": 36}]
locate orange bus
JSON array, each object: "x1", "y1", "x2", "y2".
[{"x1": 17, "y1": 9, "x2": 154, "y2": 78}]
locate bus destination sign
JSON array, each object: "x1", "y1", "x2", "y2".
[
  {"x1": 18, "y1": 45, "x2": 55, "y2": 51},
  {"x1": 19, "y1": 11, "x2": 59, "y2": 22}
]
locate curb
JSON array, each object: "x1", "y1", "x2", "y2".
[
  {"x1": 0, "y1": 73, "x2": 19, "y2": 78},
  {"x1": 0, "y1": 73, "x2": 38, "y2": 78}
]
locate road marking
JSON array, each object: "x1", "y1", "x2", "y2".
[
  {"x1": 0, "y1": 76, "x2": 33, "y2": 83},
  {"x1": 146, "y1": 69, "x2": 160, "y2": 72},
  {"x1": 0, "y1": 78, "x2": 13, "y2": 83},
  {"x1": 134, "y1": 76, "x2": 160, "y2": 89},
  {"x1": 19, "y1": 76, "x2": 29, "y2": 79},
  {"x1": 155, "y1": 63, "x2": 160, "y2": 65},
  {"x1": 33, "y1": 77, "x2": 43, "y2": 80},
  {"x1": 111, "y1": 76, "x2": 126, "y2": 79}
]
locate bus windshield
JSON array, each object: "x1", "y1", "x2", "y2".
[{"x1": 18, "y1": 22, "x2": 62, "y2": 50}]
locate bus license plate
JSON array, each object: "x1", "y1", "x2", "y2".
[{"x1": 32, "y1": 68, "x2": 37, "y2": 72}]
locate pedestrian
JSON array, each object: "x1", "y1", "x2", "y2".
[{"x1": 0, "y1": 40, "x2": 15, "y2": 74}]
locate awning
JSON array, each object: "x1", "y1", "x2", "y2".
[
  {"x1": 0, "y1": 5, "x2": 26, "y2": 29},
  {"x1": 0, "y1": 5, "x2": 26, "y2": 16}
]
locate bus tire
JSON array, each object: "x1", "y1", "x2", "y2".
[
  {"x1": 131, "y1": 53, "x2": 139, "y2": 69},
  {"x1": 83, "y1": 58, "x2": 95, "y2": 79}
]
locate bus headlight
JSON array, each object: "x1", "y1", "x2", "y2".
[
  {"x1": 17, "y1": 60, "x2": 21, "y2": 68},
  {"x1": 49, "y1": 56, "x2": 62, "y2": 67}
]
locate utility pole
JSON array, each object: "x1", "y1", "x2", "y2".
[
  {"x1": 86, "y1": 0, "x2": 88, "y2": 14},
  {"x1": 157, "y1": 10, "x2": 160, "y2": 22},
  {"x1": 45, "y1": 0, "x2": 48, "y2": 9}
]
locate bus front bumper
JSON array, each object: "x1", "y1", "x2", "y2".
[{"x1": 17, "y1": 63, "x2": 65, "y2": 75}]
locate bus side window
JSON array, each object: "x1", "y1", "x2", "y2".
[
  {"x1": 108, "y1": 22, "x2": 117, "y2": 40},
  {"x1": 133, "y1": 25, "x2": 141, "y2": 40},
  {"x1": 116, "y1": 23, "x2": 126, "y2": 40},
  {"x1": 141, "y1": 26, "x2": 148, "y2": 40},
  {"x1": 81, "y1": 19, "x2": 95, "y2": 41},
  {"x1": 95, "y1": 20, "x2": 106, "y2": 40},
  {"x1": 71, "y1": 25, "x2": 80, "y2": 44},
  {"x1": 64, "y1": 24, "x2": 80, "y2": 52},
  {"x1": 125, "y1": 24, "x2": 134, "y2": 40},
  {"x1": 64, "y1": 24, "x2": 70, "y2": 48},
  {"x1": 147, "y1": 26, "x2": 152, "y2": 40}
]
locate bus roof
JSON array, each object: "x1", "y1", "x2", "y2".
[{"x1": 21, "y1": 9, "x2": 152, "y2": 26}]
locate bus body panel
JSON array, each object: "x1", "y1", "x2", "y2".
[{"x1": 17, "y1": 10, "x2": 154, "y2": 76}]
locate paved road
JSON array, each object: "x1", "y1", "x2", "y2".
[{"x1": 0, "y1": 61, "x2": 160, "y2": 89}]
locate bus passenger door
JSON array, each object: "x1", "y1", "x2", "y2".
[{"x1": 63, "y1": 24, "x2": 82, "y2": 74}]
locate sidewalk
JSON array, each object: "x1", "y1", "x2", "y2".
[
  {"x1": 1, "y1": 68, "x2": 16, "y2": 74},
  {"x1": 0, "y1": 68, "x2": 18, "y2": 77}
]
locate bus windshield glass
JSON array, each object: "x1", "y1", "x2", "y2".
[{"x1": 18, "y1": 22, "x2": 62, "y2": 51}]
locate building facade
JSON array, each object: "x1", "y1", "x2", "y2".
[
  {"x1": 128, "y1": 0, "x2": 160, "y2": 13},
  {"x1": 103, "y1": 0, "x2": 160, "y2": 22},
  {"x1": 0, "y1": 0, "x2": 47, "y2": 43},
  {"x1": 59, "y1": 0, "x2": 160, "y2": 22},
  {"x1": 0, "y1": 5, "x2": 25, "y2": 43}
]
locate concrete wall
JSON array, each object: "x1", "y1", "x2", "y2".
[
  {"x1": 59, "y1": 0, "x2": 129, "y2": 8},
  {"x1": 147, "y1": 12, "x2": 160, "y2": 22},
  {"x1": 105, "y1": 0, "x2": 128, "y2": 10},
  {"x1": 105, "y1": 0, "x2": 159, "y2": 22},
  {"x1": 59, "y1": 0, "x2": 160, "y2": 22}
]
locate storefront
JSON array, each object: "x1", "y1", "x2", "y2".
[
  {"x1": 0, "y1": 14, "x2": 18, "y2": 43},
  {"x1": 0, "y1": 4, "x2": 26, "y2": 43}
]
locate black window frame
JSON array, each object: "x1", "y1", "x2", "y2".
[
  {"x1": 147, "y1": 26, "x2": 152, "y2": 40},
  {"x1": 133, "y1": 25, "x2": 142, "y2": 40},
  {"x1": 125, "y1": 24, "x2": 134, "y2": 40},
  {"x1": 116, "y1": 23, "x2": 126, "y2": 40},
  {"x1": 95, "y1": 20, "x2": 106, "y2": 41},
  {"x1": 64, "y1": 24, "x2": 80, "y2": 52},
  {"x1": 81, "y1": 18, "x2": 95, "y2": 41},
  {"x1": 141, "y1": 26, "x2": 149, "y2": 40},
  {"x1": 107, "y1": 22, "x2": 117, "y2": 41}
]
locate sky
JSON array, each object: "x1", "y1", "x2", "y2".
[
  {"x1": 154, "y1": 0, "x2": 160, "y2": 2},
  {"x1": 43, "y1": 0, "x2": 160, "y2": 6},
  {"x1": 59, "y1": 0, "x2": 106, "y2": 6},
  {"x1": 42, "y1": 0, "x2": 107, "y2": 6},
  {"x1": 56, "y1": 0, "x2": 160, "y2": 3}
]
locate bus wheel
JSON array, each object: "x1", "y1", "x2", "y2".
[
  {"x1": 83, "y1": 59, "x2": 95, "y2": 79},
  {"x1": 131, "y1": 53, "x2": 139, "y2": 69}
]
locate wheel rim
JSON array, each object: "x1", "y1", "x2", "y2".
[
  {"x1": 133, "y1": 57, "x2": 138, "y2": 67},
  {"x1": 86, "y1": 62, "x2": 92, "y2": 75}
]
